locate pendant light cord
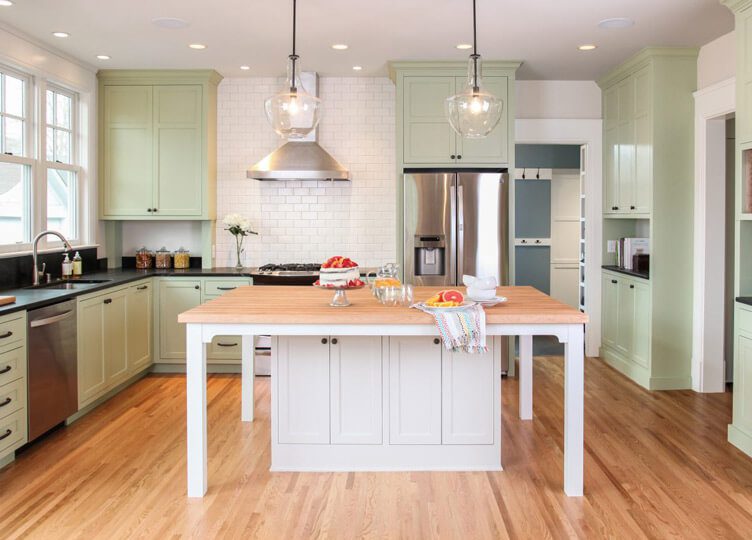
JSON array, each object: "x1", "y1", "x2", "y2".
[
  {"x1": 471, "y1": 0, "x2": 479, "y2": 93},
  {"x1": 289, "y1": 0, "x2": 298, "y2": 92}
]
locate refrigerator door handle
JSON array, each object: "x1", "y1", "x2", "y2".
[
  {"x1": 457, "y1": 184, "x2": 465, "y2": 281},
  {"x1": 450, "y1": 184, "x2": 457, "y2": 285}
]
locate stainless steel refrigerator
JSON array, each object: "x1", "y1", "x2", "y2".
[{"x1": 403, "y1": 169, "x2": 510, "y2": 371}]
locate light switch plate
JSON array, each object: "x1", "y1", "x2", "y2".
[{"x1": 607, "y1": 240, "x2": 617, "y2": 253}]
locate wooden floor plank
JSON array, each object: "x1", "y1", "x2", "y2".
[{"x1": 1, "y1": 356, "x2": 751, "y2": 539}]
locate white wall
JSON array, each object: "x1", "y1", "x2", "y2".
[
  {"x1": 697, "y1": 31, "x2": 736, "y2": 90},
  {"x1": 516, "y1": 81, "x2": 601, "y2": 119}
]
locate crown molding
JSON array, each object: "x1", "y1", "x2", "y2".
[{"x1": 721, "y1": 0, "x2": 752, "y2": 13}]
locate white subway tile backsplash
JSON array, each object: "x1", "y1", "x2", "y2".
[{"x1": 215, "y1": 76, "x2": 397, "y2": 267}]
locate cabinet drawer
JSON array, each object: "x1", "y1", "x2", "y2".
[
  {"x1": 203, "y1": 280, "x2": 250, "y2": 297},
  {"x1": 739, "y1": 306, "x2": 752, "y2": 335},
  {"x1": 0, "y1": 315, "x2": 25, "y2": 348},
  {"x1": 0, "y1": 345, "x2": 25, "y2": 387},
  {"x1": 0, "y1": 409, "x2": 26, "y2": 455},
  {"x1": 208, "y1": 336, "x2": 242, "y2": 360},
  {"x1": 0, "y1": 378, "x2": 26, "y2": 421}
]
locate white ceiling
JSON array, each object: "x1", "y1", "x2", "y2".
[{"x1": 0, "y1": 0, "x2": 734, "y2": 80}]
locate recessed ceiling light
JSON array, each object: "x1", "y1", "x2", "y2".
[
  {"x1": 331, "y1": 44, "x2": 349, "y2": 50},
  {"x1": 152, "y1": 17, "x2": 190, "y2": 29},
  {"x1": 456, "y1": 43, "x2": 472, "y2": 50},
  {"x1": 188, "y1": 43, "x2": 206, "y2": 50},
  {"x1": 0, "y1": 1, "x2": 14, "y2": 7},
  {"x1": 96, "y1": 55, "x2": 111, "y2": 60},
  {"x1": 578, "y1": 44, "x2": 597, "y2": 51},
  {"x1": 52, "y1": 32, "x2": 70, "y2": 38},
  {"x1": 240, "y1": 65, "x2": 251, "y2": 71},
  {"x1": 598, "y1": 17, "x2": 635, "y2": 29},
  {"x1": 352, "y1": 65, "x2": 363, "y2": 71}
]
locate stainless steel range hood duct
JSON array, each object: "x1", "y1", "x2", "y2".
[{"x1": 248, "y1": 72, "x2": 350, "y2": 181}]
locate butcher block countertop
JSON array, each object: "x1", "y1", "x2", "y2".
[{"x1": 178, "y1": 285, "x2": 588, "y2": 325}]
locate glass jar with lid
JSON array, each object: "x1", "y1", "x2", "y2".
[
  {"x1": 155, "y1": 247, "x2": 172, "y2": 269},
  {"x1": 174, "y1": 247, "x2": 190, "y2": 269},
  {"x1": 135, "y1": 247, "x2": 153, "y2": 269}
]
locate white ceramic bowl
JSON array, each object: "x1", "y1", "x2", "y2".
[{"x1": 467, "y1": 287, "x2": 496, "y2": 301}]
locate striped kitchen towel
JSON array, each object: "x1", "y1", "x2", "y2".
[{"x1": 412, "y1": 303, "x2": 487, "y2": 353}]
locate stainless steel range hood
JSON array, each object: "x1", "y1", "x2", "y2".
[{"x1": 247, "y1": 72, "x2": 350, "y2": 181}]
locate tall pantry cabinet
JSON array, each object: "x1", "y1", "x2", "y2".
[
  {"x1": 724, "y1": 0, "x2": 752, "y2": 458},
  {"x1": 597, "y1": 48, "x2": 697, "y2": 390}
]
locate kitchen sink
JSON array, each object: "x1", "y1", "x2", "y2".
[{"x1": 27, "y1": 279, "x2": 112, "y2": 290}]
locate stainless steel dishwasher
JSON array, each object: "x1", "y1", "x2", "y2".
[{"x1": 28, "y1": 299, "x2": 77, "y2": 442}]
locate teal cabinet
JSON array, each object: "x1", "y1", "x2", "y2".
[{"x1": 98, "y1": 70, "x2": 222, "y2": 220}]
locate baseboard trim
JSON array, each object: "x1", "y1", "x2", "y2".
[
  {"x1": 0, "y1": 451, "x2": 15, "y2": 469},
  {"x1": 729, "y1": 424, "x2": 752, "y2": 457},
  {"x1": 68, "y1": 367, "x2": 151, "y2": 424},
  {"x1": 151, "y1": 363, "x2": 241, "y2": 374},
  {"x1": 601, "y1": 349, "x2": 651, "y2": 389},
  {"x1": 649, "y1": 376, "x2": 692, "y2": 391}
]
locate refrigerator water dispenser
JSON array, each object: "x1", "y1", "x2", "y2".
[{"x1": 414, "y1": 235, "x2": 446, "y2": 276}]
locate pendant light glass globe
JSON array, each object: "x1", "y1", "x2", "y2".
[
  {"x1": 264, "y1": 55, "x2": 321, "y2": 139},
  {"x1": 445, "y1": 55, "x2": 503, "y2": 139}
]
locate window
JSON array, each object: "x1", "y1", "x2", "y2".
[
  {"x1": 44, "y1": 86, "x2": 79, "y2": 241},
  {"x1": 0, "y1": 68, "x2": 32, "y2": 244}
]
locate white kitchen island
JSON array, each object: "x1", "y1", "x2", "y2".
[{"x1": 178, "y1": 286, "x2": 587, "y2": 498}]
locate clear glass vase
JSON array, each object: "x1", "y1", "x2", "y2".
[{"x1": 234, "y1": 235, "x2": 244, "y2": 270}]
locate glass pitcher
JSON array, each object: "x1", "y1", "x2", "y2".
[{"x1": 367, "y1": 263, "x2": 401, "y2": 300}]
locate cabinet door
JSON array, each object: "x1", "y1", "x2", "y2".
[
  {"x1": 159, "y1": 280, "x2": 202, "y2": 361},
  {"x1": 602, "y1": 274, "x2": 619, "y2": 349},
  {"x1": 739, "y1": 9, "x2": 752, "y2": 145},
  {"x1": 441, "y1": 345, "x2": 494, "y2": 444},
  {"x1": 603, "y1": 85, "x2": 620, "y2": 214},
  {"x1": 632, "y1": 65, "x2": 652, "y2": 214},
  {"x1": 102, "y1": 85, "x2": 154, "y2": 217},
  {"x1": 616, "y1": 78, "x2": 635, "y2": 214},
  {"x1": 153, "y1": 85, "x2": 203, "y2": 216},
  {"x1": 631, "y1": 280, "x2": 651, "y2": 368},
  {"x1": 78, "y1": 297, "x2": 107, "y2": 406},
  {"x1": 734, "y1": 334, "x2": 752, "y2": 432},
  {"x1": 616, "y1": 279, "x2": 634, "y2": 357},
  {"x1": 457, "y1": 76, "x2": 509, "y2": 164},
  {"x1": 389, "y1": 336, "x2": 442, "y2": 444},
  {"x1": 330, "y1": 336, "x2": 382, "y2": 444},
  {"x1": 127, "y1": 281, "x2": 152, "y2": 373},
  {"x1": 104, "y1": 290, "x2": 129, "y2": 387},
  {"x1": 277, "y1": 336, "x2": 330, "y2": 444},
  {"x1": 403, "y1": 77, "x2": 456, "y2": 164}
]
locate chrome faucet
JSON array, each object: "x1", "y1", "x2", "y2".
[{"x1": 32, "y1": 230, "x2": 73, "y2": 286}]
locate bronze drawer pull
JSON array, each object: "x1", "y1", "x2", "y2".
[
  {"x1": 0, "y1": 331, "x2": 12, "y2": 339},
  {"x1": 434, "y1": 338, "x2": 440, "y2": 345},
  {"x1": 0, "y1": 429, "x2": 11, "y2": 441},
  {"x1": 136, "y1": 285, "x2": 148, "y2": 290},
  {"x1": 216, "y1": 342, "x2": 238, "y2": 347},
  {"x1": 217, "y1": 286, "x2": 236, "y2": 291},
  {"x1": 0, "y1": 397, "x2": 10, "y2": 408},
  {"x1": 0, "y1": 366, "x2": 10, "y2": 375},
  {"x1": 321, "y1": 338, "x2": 328, "y2": 344}
]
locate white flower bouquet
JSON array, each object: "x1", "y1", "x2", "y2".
[{"x1": 223, "y1": 213, "x2": 258, "y2": 269}]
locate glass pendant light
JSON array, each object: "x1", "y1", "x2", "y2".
[
  {"x1": 445, "y1": 0, "x2": 503, "y2": 139},
  {"x1": 264, "y1": 0, "x2": 321, "y2": 139}
]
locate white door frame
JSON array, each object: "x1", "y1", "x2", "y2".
[
  {"x1": 692, "y1": 77, "x2": 735, "y2": 393},
  {"x1": 515, "y1": 119, "x2": 603, "y2": 358}
]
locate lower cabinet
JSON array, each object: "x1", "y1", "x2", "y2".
[
  {"x1": 0, "y1": 312, "x2": 27, "y2": 461},
  {"x1": 600, "y1": 270, "x2": 652, "y2": 384},
  {"x1": 157, "y1": 277, "x2": 252, "y2": 365},
  {"x1": 733, "y1": 306, "x2": 752, "y2": 437},
  {"x1": 78, "y1": 279, "x2": 151, "y2": 408},
  {"x1": 276, "y1": 335, "x2": 495, "y2": 447}
]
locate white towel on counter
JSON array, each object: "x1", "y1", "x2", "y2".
[{"x1": 412, "y1": 303, "x2": 488, "y2": 354}]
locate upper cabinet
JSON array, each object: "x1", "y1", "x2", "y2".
[
  {"x1": 98, "y1": 70, "x2": 222, "y2": 220},
  {"x1": 391, "y1": 62, "x2": 519, "y2": 168},
  {"x1": 598, "y1": 49, "x2": 696, "y2": 218}
]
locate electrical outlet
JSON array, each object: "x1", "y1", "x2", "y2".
[{"x1": 607, "y1": 240, "x2": 617, "y2": 253}]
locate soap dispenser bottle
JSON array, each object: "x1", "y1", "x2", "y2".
[
  {"x1": 62, "y1": 253, "x2": 73, "y2": 278},
  {"x1": 72, "y1": 252, "x2": 82, "y2": 276}
]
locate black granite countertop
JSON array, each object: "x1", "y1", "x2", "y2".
[
  {"x1": 737, "y1": 297, "x2": 752, "y2": 307},
  {"x1": 0, "y1": 267, "x2": 259, "y2": 316},
  {"x1": 601, "y1": 265, "x2": 650, "y2": 280}
]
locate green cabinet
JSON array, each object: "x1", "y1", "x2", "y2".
[
  {"x1": 600, "y1": 270, "x2": 652, "y2": 387},
  {"x1": 0, "y1": 312, "x2": 27, "y2": 464},
  {"x1": 738, "y1": 6, "x2": 752, "y2": 145},
  {"x1": 78, "y1": 280, "x2": 153, "y2": 408},
  {"x1": 98, "y1": 70, "x2": 222, "y2": 220},
  {"x1": 156, "y1": 277, "x2": 252, "y2": 365}
]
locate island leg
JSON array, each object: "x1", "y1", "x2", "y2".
[
  {"x1": 519, "y1": 335, "x2": 533, "y2": 420},
  {"x1": 563, "y1": 324, "x2": 584, "y2": 496},
  {"x1": 186, "y1": 323, "x2": 208, "y2": 497},
  {"x1": 241, "y1": 335, "x2": 255, "y2": 422}
]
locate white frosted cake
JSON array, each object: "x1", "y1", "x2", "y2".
[{"x1": 317, "y1": 256, "x2": 362, "y2": 288}]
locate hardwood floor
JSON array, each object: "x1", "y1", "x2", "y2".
[{"x1": 2, "y1": 357, "x2": 752, "y2": 539}]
